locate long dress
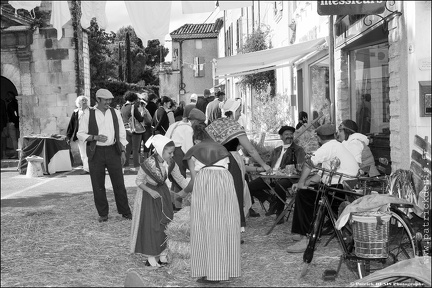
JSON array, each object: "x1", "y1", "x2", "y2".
[
  {"x1": 130, "y1": 155, "x2": 174, "y2": 257},
  {"x1": 183, "y1": 140, "x2": 241, "y2": 281},
  {"x1": 206, "y1": 117, "x2": 247, "y2": 226}
]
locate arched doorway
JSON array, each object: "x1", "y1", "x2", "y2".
[
  {"x1": 1, "y1": 76, "x2": 19, "y2": 159},
  {"x1": 1, "y1": 76, "x2": 18, "y2": 101}
]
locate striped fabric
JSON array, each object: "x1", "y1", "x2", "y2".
[{"x1": 190, "y1": 167, "x2": 241, "y2": 281}]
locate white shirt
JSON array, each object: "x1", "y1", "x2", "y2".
[
  {"x1": 273, "y1": 144, "x2": 291, "y2": 170},
  {"x1": 164, "y1": 120, "x2": 194, "y2": 154},
  {"x1": 205, "y1": 98, "x2": 221, "y2": 124},
  {"x1": 341, "y1": 133, "x2": 370, "y2": 164},
  {"x1": 310, "y1": 140, "x2": 359, "y2": 184},
  {"x1": 77, "y1": 108, "x2": 128, "y2": 148}
]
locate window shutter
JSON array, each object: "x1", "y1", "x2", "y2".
[
  {"x1": 194, "y1": 57, "x2": 199, "y2": 77},
  {"x1": 194, "y1": 57, "x2": 205, "y2": 77}
]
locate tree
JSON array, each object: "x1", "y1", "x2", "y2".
[
  {"x1": 144, "y1": 39, "x2": 169, "y2": 66},
  {"x1": 118, "y1": 42, "x2": 124, "y2": 81},
  {"x1": 126, "y1": 32, "x2": 132, "y2": 82},
  {"x1": 88, "y1": 18, "x2": 117, "y2": 85},
  {"x1": 113, "y1": 26, "x2": 169, "y2": 85},
  {"x1": 239, "y1": 26, "x2": 275, "y2": 96}
]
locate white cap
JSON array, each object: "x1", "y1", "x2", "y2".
[{"x1": 190, "y1": 94, "x2": 198, "y2": 101}]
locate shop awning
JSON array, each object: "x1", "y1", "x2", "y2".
[{"x1": 215, "y1": 37, "x2": 327, "y2": 79}]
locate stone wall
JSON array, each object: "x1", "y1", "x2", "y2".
[
  {"x1": 29, "y1": 25, "x2": 77, "y2": 136},
  {"x1": 387, "y1": 2, "x2": 410, "y2": 171},
  {"x1": 334, "y1": 49, "x2": 350, "y2": 125}
]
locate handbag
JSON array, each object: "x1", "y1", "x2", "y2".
[{"x1": 129, "y1": 104, "x2": 146, "y2": 134}]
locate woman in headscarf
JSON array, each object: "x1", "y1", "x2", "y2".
[
  {"x1": 205, "y1": 98, "x2": 272, "y2": 227},
  {"x1": 206, "y1": 98, "x2": 272, "y2": 173},
  {"x1": 184, "y1": 123, "x2": 241, "y2": 284},
  {"x1": 130, "y1": 134, "x2": 191, "y2": 267},
  {"x1": 66, "y1": 95, "x2": 90, "y2": 174}
]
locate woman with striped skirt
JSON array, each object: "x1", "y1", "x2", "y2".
[{"x1": 184, "y1": 127, "x2": 241, "y2": 284}]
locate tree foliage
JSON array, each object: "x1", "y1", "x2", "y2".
[
  {"x1": 87, "y1": 18, "x2": 117, "y2": 84},
  {"x1": 251, "y1": 92, "x2": 295, "y2": 134},
  {"x1": 112, "y1": 26, "x2": 169, "y2": 85},
  {"x1": 88, "y1": 22, "x2": 169, "y2": 95},
  {"x1": 239, "y1": 26, "x2": 275, "y2": 95},
  {"x1": 125, "y1": 32, "x2": 132, "y2": 82},
  {"x1": 118, "y1": 42, "x2": 123, "y2": 81}
]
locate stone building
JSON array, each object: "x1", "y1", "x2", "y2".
[
  {"x1": 215, "y1": 1, "x2": 431, "y2": 175},
  {"x1": 1, "y1": 1, "x2": 90, "y2": 164},
  {"x1": 159, "y1": 20, "x2": 223, "y2": 104}
]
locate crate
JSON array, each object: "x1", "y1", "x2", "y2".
[{"x1": 351, "y1": 211, "x2": 392, "y2": 258}]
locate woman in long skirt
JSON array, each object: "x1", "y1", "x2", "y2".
[
  {"x1": 184, "y1": 125, "x2": 241, "y2": 283},
  {"x1": 130, "y1": 135, "x2": 190, "y2": 267}
]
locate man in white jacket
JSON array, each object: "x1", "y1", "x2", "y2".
[{"x1": 336, "y1": 119, "x2": 380, "y2": 177}]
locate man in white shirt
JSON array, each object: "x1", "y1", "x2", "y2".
[
  {"x1": 183, "y1": 93, "x2": 198, "y2": 119},
  {"x1": 205, "y1": 91, "x2": 225, "y2": 125},
  {"x1": 77, "y1": 88, "x2": 132, "y2": 223},
  {"x1": 247, "y1": 126, "x2": 305, "y2": 223},
  {"x1": 286, "y1": 124, "x2": 359, "y2": 253}
]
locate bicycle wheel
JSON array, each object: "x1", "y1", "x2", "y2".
[
  {"x1": 357, "y1": 211, "x2": 416, "y2": 278},
  {"x1": 354, "y1": 257, "x2": 431, "y2": 287}
]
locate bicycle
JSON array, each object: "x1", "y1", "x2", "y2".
[{"x1": 298, "y1": 158, "x2": 423, "y2": 280}]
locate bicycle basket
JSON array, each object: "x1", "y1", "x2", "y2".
[{"x1": 351, "y1": 211, "x2": 392, "y2": 258}]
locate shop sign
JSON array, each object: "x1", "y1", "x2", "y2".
[{"x1": 317, "y1": 1, "x2": 386, "y2": 15}]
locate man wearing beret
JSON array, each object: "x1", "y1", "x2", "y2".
[
  {"x1": 77, "y1": 88, "x2": 132, "y2": 222},
  {"x1": 248, "y1": 125, "x2": 305, "y2": 223},
  {"x1": 286, "y1": 123, "x2": 359, "y2": 253}
]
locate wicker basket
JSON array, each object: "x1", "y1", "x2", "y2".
[{"x1": 351, "y1": 211, "x2": 392, "y2": 258}]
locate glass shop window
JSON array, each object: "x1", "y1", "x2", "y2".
[
  {"x1": 310, "y1": 56, "x2": 331, "y2": 126},
  {"x1": 350, "y1": 43, "x2": 390, "y2": 135}
]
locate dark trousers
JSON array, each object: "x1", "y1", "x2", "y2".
[
  {"x1": 125, "y1": 131, "x2": 146, "y2": 168},
  {"x1": 248, "y1": 177, "x2": 293, "y2": 214},
  {"x1": 88, "y1": 145, "x2": 131, "y2": 217},
  {"x1": 291, "y1": 185, "x2": 343, "y2": 236}
]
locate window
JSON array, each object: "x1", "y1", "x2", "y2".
[
  {"x1": 194, "y1": 57, "x2": 205, "y2": 77},
  {"x1": 310, "y1": 56, "x2": 331, "y2": 125},
  {"x1": 195, "y1": 39, "x2": 202, "y2": 50},
  {"x1": 350, "y1": 42, "x2": 389, "y2": 134}
]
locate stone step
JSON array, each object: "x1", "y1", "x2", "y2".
[{"x1": 1, "y1": 159, "x2": 20, "y2": 169}]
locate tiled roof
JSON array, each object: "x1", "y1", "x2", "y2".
[{"x1": 170, "y1": 22, "x2": 221, "y2": 40}]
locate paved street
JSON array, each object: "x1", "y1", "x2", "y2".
[{"x1": 0, "y1": 163, "x2": 138, "y2": 200}]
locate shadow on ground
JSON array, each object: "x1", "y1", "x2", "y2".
[{"x1": 1, "y1": 191, "x2": 90, "y2": 208}]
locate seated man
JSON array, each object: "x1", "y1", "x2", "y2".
[
  {"x1": 286, "y1": 124, "x2": 360, "y2": 253},
  {"x1": 248, "y1": 126, "x2": 305, "y2": 223},
  {"x1": 336, "y1": 119, "x2": 380, "y2": 177}
]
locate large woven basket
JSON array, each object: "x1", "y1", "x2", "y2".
[{"x1": 351, "y1": 211, "x2": 392, "y2": 259}]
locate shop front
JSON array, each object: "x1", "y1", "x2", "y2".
[{"x1": 294, "y1": 1, "x2": 425, "y2": 175}]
